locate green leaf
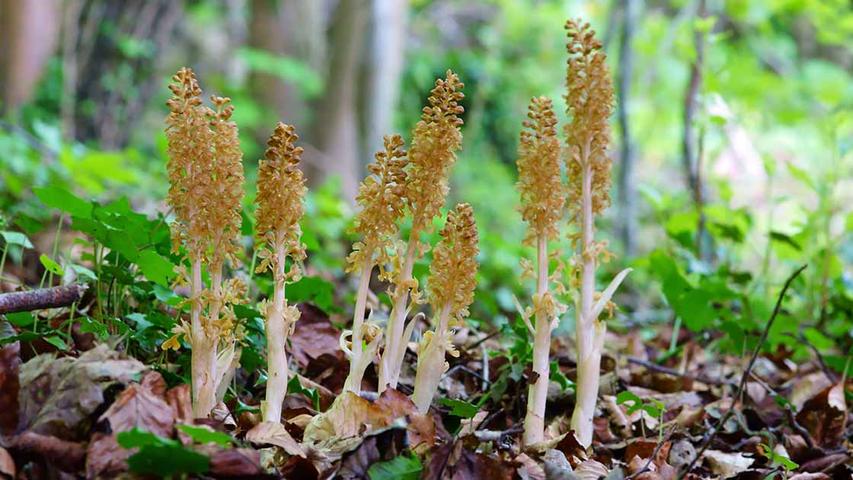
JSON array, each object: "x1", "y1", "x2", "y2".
[
  {"x1": 136, "y1": 250, "x2": 175, "y2": 286},
  {"x1": 439, "y1": 398, "x2": 479, "y2": 418},
  {"x1": 176, "y1": 425, "x2": 233, "y2": 447},
  {"x1": 118, "y1": 428, "x2": 210, "y2": 477},
  {"x1": 44, "y1": 335, "x2": 68, "y2": 351},
  {"x1": 5, "y1": 312, "x2": 34, "y2": 327},
  {"x1": 0, "y1": 231, "x2": 33, "y2": 249},
  {"x1": 127, "y1": 444, "x2": 209, "y2": 476},
  {"x1": 368, "y1": 454, "x2": 423, "y2": 480},
  {"x1": 287, "y1": 276, "x2": 336, "y2": 312},
  {"x1": 287, "y1": 376, "x2": 320, "y2": 411},
  {"x1": 616, "y1": 391, "x2": 644, "y2": 414},
  {"x1": 117, "y1": 429, "x2": 172, "y2": 448},
  {"x1": 34, "y1": 186, "x2": 92, "y2": 219},
  {"x1": 39, "y1": 254, "x2": 64, "y2": 276},
  {"x1": 785, "y1": 162, "x2": 815, "y2": 190},
  {"x1": 550, "y1": 361, "x2": 575, "y2": 392}
]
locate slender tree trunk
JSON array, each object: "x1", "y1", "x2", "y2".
[
  {"x1": 313, "y1": 0, "x2": 370, "y2": 201},
  {"x1": 362, "y1": 0, "x2": 408, "y2": 161},
  {"x1": 617, "y1": 0, "x2": 640, "y2": 257},
  {"x1": 248, "y1": 0, "x2": 326, "y2": 133},
  {"x1": 683, "y1": 0, "x2": 711, "y2": 262},
  {"x1": 0, "y1": 0, "x2": 60, "y2": 114}
]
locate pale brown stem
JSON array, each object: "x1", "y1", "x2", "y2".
[
  {"x1": 343, "y1": 260, "x2": 373, "y2": 392},
  {"x1": 264, "y1": 238, "x2": 289, "y2": 423},
  {"x1": 411, "y1": 302, "x2": 452, "y2": 413},
  {"x1": 523, "y1": 235, "x2": 550, "y2": 446},
  {"x1": 378, "y1": 228, "x2": 419, "y2": 392},
  {"x1": 190, "y1": 257, "x2": 217, "y2": 418},
  {"x1": 571, "y1": 143, "x2": 600, "y2": 447}
]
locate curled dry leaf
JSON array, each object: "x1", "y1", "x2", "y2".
[
  {"x1": 302, "y1": 388, "x2": 417, "y2": 454},
  {"x1": 246, "y1": 421, "x2": 306, "y2": 457},
  {"x1": 795, "y1": 382, "x2": 847, "y2": 447}
]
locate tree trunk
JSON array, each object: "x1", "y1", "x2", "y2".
[
  {"x1": 312, "y1": 0, "x2": 370, "y2": 201},
  {"x1": 248, "y1": 0, "x2": 326, "y2": 134},
  {"x1": 361, "y1": 0, "x2": 407, "y2": 160},
  {"x1": 0, "y1": 0, "x2": 60, "y2": 114},
  {"x1": 64, "y1": 0, "x2": 180, "y2": 148},
  {"x1": 617, "y1": 0, "x2": 640, "y2": 257},
  {"x1": 682, "y1": 0, "x2": 712, "y2": 262}
]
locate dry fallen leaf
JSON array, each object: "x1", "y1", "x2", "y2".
[
  {"x1": 18, "y1": 344, "x2": 146, "y2": 440},
  {"x1": 796, "y1": 382, "x2": 847, "y2": 446},
  {"x1": 703, "y1": 450, "x2": 753, "y2": 477},
  {"x1": 246, "y1": 421, "x2": 306, "y2": 457}
]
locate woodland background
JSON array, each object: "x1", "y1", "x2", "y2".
[{"x1": 0, "y1": 0, "x2": 851, "y2": 478}]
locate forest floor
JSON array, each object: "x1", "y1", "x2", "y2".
[{"x1": 0, "y1": 282, "x2": 850, "y2": 480}]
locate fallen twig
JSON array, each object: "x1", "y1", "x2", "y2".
[
  {"x1": 0, "y1": 284, "x2": 88, "y2": 314},
  {"x1": 676, "y1": 264, "x2": 807, "y2": 479},
  {"x1": 626, "y1": 356, "x2": 733, "y2": 387}
]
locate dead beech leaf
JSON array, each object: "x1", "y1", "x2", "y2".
[
  {"x1": 85, "y1": 432, "x2": 127, "y2": 478},
  {"x1": 422, "y1": 441, "x2": 513, "y2": 480},
  {"x1": 302, "y1": 389, "x2": 415, "y2": 451},
  {"x1": 789, "y1": 372, "x2": 832, "y2": 411},
  {"x1": 796, "y1": 382, "x2": 847, "y2": 446},
  {"x1": 0, "y1": 446, "x2": 15, "y2": 478},
  {"x1": 407, "y1": 413, "x2": 436, "y2": 454},
  {"x1": 246, "y1": 421, "x2": 305, "y2": 457},
  {"x1": 165, "y1": 384, "x2": 193, "y2": 424},
  {"x1": 207, "y1": 447, "x2": 264, "y2": 477},
  {"x1": 18, "y1": 344, "x2": 146, "y2": 440},
  {"x1": 573, "y1": 459, "x2": 610, "y2": 480},
  {"x1": 99, "y1": 383, "x2": 174, "y2": 437},
  {"x1": 515, "y1": 452, "x2": 546, "y2": 480},
  {"x1": 290, "y1": 304, "x2": 341, "y2": 367},
  {"x1": 703, "y1": 450, "x2": 753, "y2": 478}
]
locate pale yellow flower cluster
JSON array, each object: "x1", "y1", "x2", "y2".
[
  {"x1": 404, "y1": 71, "x2": 465, "y2": 235},
  {"x1": 564, "y1": 19, "x2": 614, "y2": 223},
  {"x1": 427, "y1": 203, "x2": 479, "y2": 325},
  {"x1": 255, "y1": 122, "x2": 307, "y2": 277},
  {"x1": 346, "y1": 134, "x2": 408, "y2": 274},
  {"x1": 516, "y1": 96, "x2": 565, "y2": 244}
]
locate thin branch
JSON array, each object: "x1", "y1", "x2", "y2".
[
  {"x1": 677, "y1": 264, "x2": 807, "y2": 479},
  {"x1": 626, "y1": 356, "x2": 733, "y2": 387},
  {"x1": 0, "y1": 284, "x2": 88, "y2": 314}
]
